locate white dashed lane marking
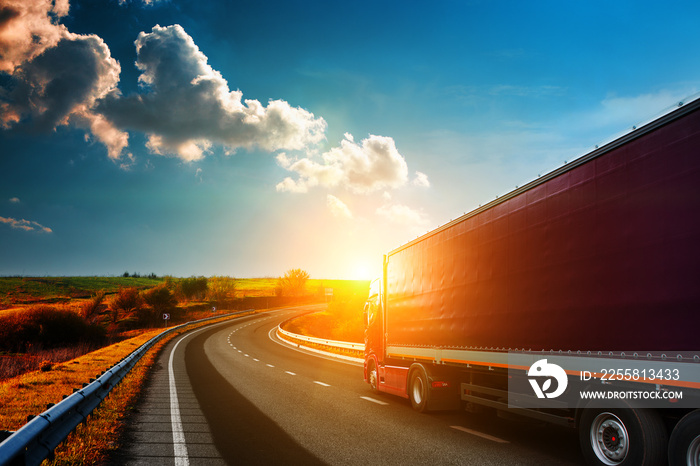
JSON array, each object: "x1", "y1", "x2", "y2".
[
  {"x1": 450, "y1": 426, "x2": 510, "y2": 444},
  {"x1": 228, "y1": 312, "x2": 340, "y2": 396},
  {"x1": 360, "y1": 396, "x2": 388, "y2": 405}
]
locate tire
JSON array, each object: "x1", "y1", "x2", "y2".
[
  {"x1": 409, "y1": 367, "x2": 429, "y2": 413},
  {"x1": 579, "y1": 406, "x2": 667, "y2": 466},
  {"x1": 669, "y1": 410, "x2": 700, "y2": 466}
]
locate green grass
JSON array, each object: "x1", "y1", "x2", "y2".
[
  {"x1": 0, "y1": 276, "x2": 370, "y2": 309},
  {"x1": 0, "y1": 277, "x2": 164, "y2": 305}
]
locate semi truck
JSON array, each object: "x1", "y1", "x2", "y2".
[{"x1": 363, "y1": 96, "x2": 700, "y2": 466}]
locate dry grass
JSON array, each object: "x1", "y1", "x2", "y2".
[
  {"x1": 0, "y1": 344, "x2": 99, "y2": 380},
  {"x1": 0, "y1": 312, "x2": 257, "y2": 465},
  {"x1": 0, "y1": 329, "x2": 162, "y2": 432},
  {"x1": 282, "y1": 284, "x2": 368, "y2": 343}
]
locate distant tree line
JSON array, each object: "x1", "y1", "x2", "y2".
[{"x1": 122, "y1": 272, "x2": 159, "y2": 279}]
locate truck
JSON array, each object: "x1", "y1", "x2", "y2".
[{"x1": 363, "y1": 96, "x2": 700, "y2": 466}]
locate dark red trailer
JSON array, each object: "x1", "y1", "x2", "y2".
[{"x1": 364, "y1": 96, "x2": 700, "y2": 466}]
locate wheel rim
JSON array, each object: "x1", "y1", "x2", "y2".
[
  {"x1": 412, "y1": 374, "x2": 424, "y2": 405},
  {"x1": 589, "y1": 412, "x2": 630, "y2": 465},
  {"x1": 687, "y1": 434, "x2": 700, "y2": 466},
  {"x1": 369, "y1": 368, "x2": 378, "y2": 390}
]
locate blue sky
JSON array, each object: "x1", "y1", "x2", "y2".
[{"x1": 1, "y1": 0, "x2": 699, "y2": 279}]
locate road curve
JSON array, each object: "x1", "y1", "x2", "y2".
[{"x1": 113, "y1": 307, "x2": 585, "y2": 465}]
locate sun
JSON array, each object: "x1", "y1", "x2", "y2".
[{"x1": 348, "y1": 260, "x2": 379, "y2": 280}]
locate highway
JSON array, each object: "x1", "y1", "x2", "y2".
[{"x1": 114, "y1": 307, "x2": 586, "y2": 465}]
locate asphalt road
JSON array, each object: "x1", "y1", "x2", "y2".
[{"x1": 115, "y1": 307, "x2": 586, "y2": 465}]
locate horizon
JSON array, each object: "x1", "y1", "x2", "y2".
[{"x1": 2, "y1": 0, "x2": 700, "y2": 279}]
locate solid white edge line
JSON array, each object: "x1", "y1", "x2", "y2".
[
  {"x1": 169, "y1": 333, "x2": 194, "y2": 466},
  {"x1": 450, "y1": 425, "x2": 510, "y2": 444},
  {"x1": 167, "y1": 304, "x2": 311, "y2": 464},
  {"x1": 168, "y1": 321, "x2": 234, "y2": 466}
]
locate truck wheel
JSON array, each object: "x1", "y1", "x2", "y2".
[
  {"x1": 409, "y1": 367, "x2": 429, "y2": 412},
  {"x1": 668, "y1": 410, "x2": 700, "y2": 466},
  {"x1": 579, "y1": 407, "x2": 666, "y2": 466}
]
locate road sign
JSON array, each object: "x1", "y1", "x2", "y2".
[{"x1": 163, "y1": 313, "x2": 170, "y2": 320}]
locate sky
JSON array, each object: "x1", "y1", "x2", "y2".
[{"x1": 1, "y1": 0, "x2": 699, "y2": 280}]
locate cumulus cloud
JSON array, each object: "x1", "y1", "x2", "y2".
[
  {"x1": 0, "y1": 0, "x2": 68, "y2": 73},
  {"x1": 0, "y1": 3, "x2": 426, "y2": 190},
  {"x1": 0, "y1": 215, "x2": 52, "y2": 233},
  {"x1": 276, "y1": 133, "x2": 408, "y2": 194},
  {"x1": 97, "y1": 24, "x2": 327, "y2": 161},
  {"x1": 0, "y1": 0, "x2": 128, "y2": 159},
  {"x1": 326, "y1": 194, "x2": 352, "y2": 219}
]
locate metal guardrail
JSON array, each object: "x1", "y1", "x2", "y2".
[
  {"x1": 276, "y1": 326, "x2": 364, "y2": 364},
  {"x1": 0, "y1": 311, "x2": 245, "y2": 466},
  {"x1": 277, "y1": 325, "x2": 364, "y2": 351}
]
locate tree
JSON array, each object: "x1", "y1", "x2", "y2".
[
  {"x1": 276, "y1": 268, "x2": 310, "y2": 297},
  {"x1": 206, "y1": 276, "x2": 236, "y2": 307}
]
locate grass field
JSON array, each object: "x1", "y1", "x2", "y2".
[
  {"x1": 0, "y1": 276, "x2": 366, "y2": 306},
  {"x1": 0, "y1": 276, "x2": 164, "y2": 307}
]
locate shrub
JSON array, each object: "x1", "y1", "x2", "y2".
[
  {"x1": 0, "y1": 306, "x2": 106, "y2": 353},
  {"x1": 141, "y1": 284, "x2": 177, "y2": 326},
  {"x1": 275, "y1": 269, "x2": 309, "y2": 297},
  {"x1": 106, "y1": 287, "x2": 143, "y2": 330},
  {"x1": 206, "y1": 276, "x2": 236, "y2": 308},
  {"x1": 79, "y1": 291, "x2": 106, "y2": 322},
  {"x1": 178, "y1": 276, "x2": 208, "y2": 301}
]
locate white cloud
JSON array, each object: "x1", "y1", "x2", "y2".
[
  {"x1": 0, "y1": 0, "x2": 128, "y2": 160},
  {"x1": 97, "y1": 24, "x2": 327, "y2": 161},
  {"x1": 326, "y1": 195, "x2": 353, "y2": 219},
  {"x1": 276, "y1": 133, "x2": 408, "y2": 194},
  {"x1": 413, "y1": 171, "x2": 430, "y2": 187},
  {"x1": 0, "y1": 216, "x2": 52, "y2": 233},
  {"x1": 376, "y1": 203, "x2": 429, "y2": 227},
  {"x1": 592, "y1": 89, "x2": 697, "y2": 130},
  {"x1": 0, "y1": 0, "x2": 67, "y2": 73}
]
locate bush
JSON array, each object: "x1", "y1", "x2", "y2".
[
  {"x1": 275, "y1": 269, "x2": 309, "y2": 297},
  {"x1": 178, "y1": 276, "x2": 208, "y2": 301},
  {"x1": 206, "y1": 276, "x2": 236, "y2": 308},
  {"x1": 0, "y1": 306, "x2": 106, "y2": 353},
  {"x1": 141, "y1": 284, "x2": 177, "y2": 326},
  {"x1": 79, "y1": 291, "x2": 106, "y2": 322},
  {"x1": 106, "y1": 287, "x2": 143, "y2": 330}
]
